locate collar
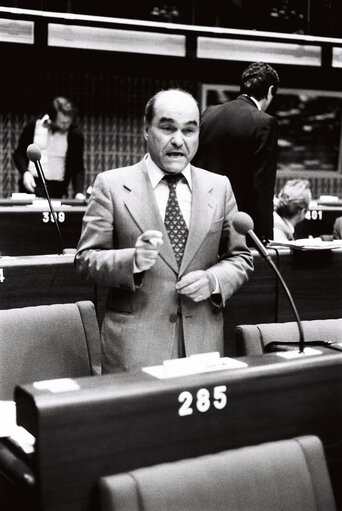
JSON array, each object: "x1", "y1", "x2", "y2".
[
  {"x1": 242, "y1": 94, "x2": 261, "y2": 111},
  {"x1": 144, "y1": 153, "x2": 192, "y2": 190}
]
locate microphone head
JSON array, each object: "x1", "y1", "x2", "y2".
[
  {"x1": 27, "y1": 144, "x2": 42, "y2": 162},
  {"x1": 233, "y1": 211, "x2": 254, "y2": 235}
]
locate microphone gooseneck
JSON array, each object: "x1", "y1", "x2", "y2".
[
  {"x1": 233, "y1": 211, "x2": 305, "y2": 353},
  {"x1": 26, "y1": 144, "x2": 64, "y2": 255}
]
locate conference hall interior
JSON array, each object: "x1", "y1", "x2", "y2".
[{"x1": 0, "y1": 1, "x2": 342, "y2": 510}]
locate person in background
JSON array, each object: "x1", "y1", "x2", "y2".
[
  {"x1": 75, "y1": 88, "x2": 253, "y2": 374},
  {"x1": 193, "y1": 61, "x2": 280, "y2": 245},
  {"x1": 273, "y1": 179, "x2": 312, "y2": 242},
  {"x1": 333, "y1": 216, "x2": 342, "y2": 239},
  {"x1": 13, "y1": 96, "x2": 86, "y2": 199}
]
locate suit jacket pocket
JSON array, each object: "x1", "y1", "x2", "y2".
[{"x1": 106, "y1": 287, "x2": 135, "y2": 313}]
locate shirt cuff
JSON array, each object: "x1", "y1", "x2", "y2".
[{"x1": 207, "y1": 270, "x2": 220, "y2": 294}]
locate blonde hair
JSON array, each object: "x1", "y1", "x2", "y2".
[{"x1": 276, "y1": 179, "x2": 312, "y2": 219}]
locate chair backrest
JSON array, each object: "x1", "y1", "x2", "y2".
[
  {"x1": 0, "y1": 301, "x2": 101, "y2": 400},
  {"x1": 98, "y1": 435, "x2": 336, "y2": 511},
  {"x1": 235, "y1": 318, "x2": 342, "y2": 356}
]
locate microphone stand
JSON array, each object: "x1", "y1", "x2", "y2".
[
  {"x1": 233, "y1": 212, "x2": 338, "y2": 355},
  {"x1": 258, "y1": 247, "x2": 305, "y2": 353},
  {"x1": 251, "y1": 236, "x2": 336, "y2": 353},
  {"x1": 33, "y1": 160, "x2": 64, "y2": 255}
]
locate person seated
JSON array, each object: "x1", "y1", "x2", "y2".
[
  {"x1": 333, "y1": 216, "x2": 342, "y2": 239},
  {"x1": 273, "y1": 179, "x2": 312, "y2": 242},
  {"x1": 13, "y1": 96, "x2": 86, "y2": 200}
]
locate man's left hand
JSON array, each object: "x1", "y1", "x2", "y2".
[{"x1": 176, "y1": 270, "x2": 215, "y2": 302}]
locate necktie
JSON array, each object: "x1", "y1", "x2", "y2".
[{"x1": 163, "y1": 173, "x2": 189, "y2": 267}]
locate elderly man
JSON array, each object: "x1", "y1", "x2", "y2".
[{"x1": 75, "y1": 88, "x2": 253, "y2": 373}]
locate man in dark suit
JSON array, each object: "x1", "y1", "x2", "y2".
[
  {"x1": 75, "y1": 88, "x2": 253, "y2": 373},
  {"x1": 194, "y1": 62, "x2": 280, "y2": 244}
]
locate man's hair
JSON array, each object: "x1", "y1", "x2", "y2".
[
  {"x1": 144, "y1": 88, "x2": 198, "y2": 126},
  {"x1": 48, "y1": 96, "x2": 75, "y2": 121},
  {"x1": 240, "y1": 62, "x2": 280, "y2": 100},
  {"x1": 276, "y1": 179, "x2": 312, "y2": 219}
]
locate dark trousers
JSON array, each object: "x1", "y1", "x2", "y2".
[{"x1": 34, "y1": 179, "x2": 66, "y2": 199}]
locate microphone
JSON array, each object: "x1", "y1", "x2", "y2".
[
  {"x1": 27, "y1": 144, "x2": 64, "y2": 255},
  {"x1": 233, "y1": 211, "x2": 306, "y2": 353}
]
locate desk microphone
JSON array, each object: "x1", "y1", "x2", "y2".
[
  {"x1": 27, "y1": 144, "x2": 64, "y2": 255},
  {"x1": 233, "y1": 211, "x2": 305, "y2": 353}
]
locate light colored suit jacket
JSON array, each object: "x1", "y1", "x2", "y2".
[{"x1": 75, "y1": 159, "x2": 253, "y2": 372}]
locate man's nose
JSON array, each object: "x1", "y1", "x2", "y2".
[{"x1": 171, "y1": 131, "x2": 183, "y2": 145}]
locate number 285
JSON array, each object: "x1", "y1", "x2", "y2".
[{"x1": 178, "y1": 385, "x2": 227, "y2": 416}]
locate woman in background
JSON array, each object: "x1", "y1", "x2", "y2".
[{"x1": 273, "y1": 179, "x2": 312, "y2": 242}]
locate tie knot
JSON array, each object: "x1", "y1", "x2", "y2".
[{"x1": 163, "y1": 173, "x2": 183, "y2": 188}]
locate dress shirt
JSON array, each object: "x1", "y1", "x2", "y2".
[
  {"x1": 135, "y1": 154, "x2": 219, "y2": 294},
  {"x1": 145, "y1": 154, "x2": 192, "y2": 226},
  {"x1": 242, "y1": 94, "x2": 261, "y2": 111},
  {"x1": 28, "y1": 114, "x2": 68, "y2": 181}
]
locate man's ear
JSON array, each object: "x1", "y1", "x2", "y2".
[
  {"x1": 269, "y1": 85, "x2": 275, "y2": 98},
  {"x1": 143, "y1": 126, "x2": 149, "y2": 141}
]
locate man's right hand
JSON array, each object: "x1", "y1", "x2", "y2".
[
  {"x1": 135, "y1": 230, "x2": 163, "y2": 271},
  {"x1": 23, "y1": 171, "x2": 36, "y2": 193}
]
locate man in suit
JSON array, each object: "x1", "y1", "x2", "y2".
[
  {"x1": 75, "y1": 89, "x2": 253, "y2": 373},
  {"x1": 193, "y1": 62, "x2": 280, "y2": 244}
]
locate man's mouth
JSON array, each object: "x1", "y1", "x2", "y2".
[{"x1": 166, "y1": 151, "x2": 184, "y2": 158}]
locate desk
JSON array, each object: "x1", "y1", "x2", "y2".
[
  {"x1": 222, "y1": 248, "x2": 278, "y2": 356},
  {"x1": 0, "y1": 254, "x2": 95, "y2": 309},
  {"x1": 14, "y1": 349, "x2": 342, "y2": 511},
  {"x1": 295, "y1": 203, "x2": 342, "y2": 238},
  {"x1": 277, "y1": 247, "x2": 342, "y2": 321},
  {"x1": 0, "y1": 201, "x2": 86, "y2": 256}
]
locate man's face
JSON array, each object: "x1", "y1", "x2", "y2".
[
  {"x1": 52, "y1": 112, "x2": 73, "y2": 132},
  {"x1": 144, "y1": 91, "x2": 199, "y2": 174}
]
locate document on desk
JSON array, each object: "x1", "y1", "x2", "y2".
[
  {"x1": 143, "y1": 352, "x2": 248, "y2": 379},
  {"x1": 0, "y1": 400, "x2": 35, "y2": 454},
  {"x1": 269, "y1": 239, "x2": 342, "y2": 251}
]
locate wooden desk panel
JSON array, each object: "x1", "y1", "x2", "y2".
[
  {"x1": 15, "y1": 350, "x2": 342, "y2": 511},
  {"x1": 277, "y1": 248, "x2": 342, "y2": 322},
  {"x1": 222, "y1": 249, "x2": 278, "y2": 356},
  {"x1": 0, "y1": 254, "x2": 95, "y2": 309},
  {"x1": 295, "y1": 204, "x2": 342, "y2": 238},
  {"x1": 0, "y1": 204, "x2": 85, "y2": 256}
]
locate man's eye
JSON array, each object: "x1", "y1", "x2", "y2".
[{"x1": 161, "y1": 125, "x2": 174, "y2": 132}]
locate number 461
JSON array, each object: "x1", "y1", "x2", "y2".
[{"x1": 178, "y1": 385, "x2": 227, "y2": 416}]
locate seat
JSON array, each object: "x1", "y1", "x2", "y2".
[
  {"x1": 235, "y1": 318, "x2": 342, "y2": 356},
  {"x1": 0, "y1": 300, "x2": 101, "y2": 400},
  {"x1": 0, "y1": 300, "x2": 101, "y2": 504},
  {"x1": 98, "y1": 435, "x2": 336, "y2": 511}
]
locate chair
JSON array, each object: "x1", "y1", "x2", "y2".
[
  {"x1": 235, "y1": 318, "x2": 342, "y2": 356},
  {"x1": 0, "y1": 300, "x2": 101, "y2": 504},
  {"x1": 98, "y1": 435, "x2": 336, "y2": 511},
  {"x1": 0, "y1": 300, "x2": 101, "y2": 400}
]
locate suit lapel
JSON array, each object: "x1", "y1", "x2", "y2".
[
  {"x1": 123, "y1": 162, "x2": 178, "y2": 272},
  {"x1": 179, "y1": 167, "x2": 216, "y2": 275}
]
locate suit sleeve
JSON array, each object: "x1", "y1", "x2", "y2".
[
  {"x1": 13, "y1": 122, "x2": 35, "y2": 176},
  {"x1": 253, "y1": 116, "x2": 278, "y2": 240},
  {"x1": 74, "y1": 173, "x2": 137, "y2": 290},
  {"x1": 207, "y1": 177, "x2": 254, "y2": 308}
]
